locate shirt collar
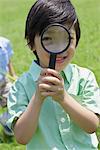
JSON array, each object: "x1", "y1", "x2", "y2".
[
  {"x1": 29, "y1": 61, "x2": 72, "y2": 83},
  {"x1": 63, "y1": 64, "x2": 72, "y2": 83},
  {"x1": 29, "y1": 61, "x2": 42, "y2": 82}
]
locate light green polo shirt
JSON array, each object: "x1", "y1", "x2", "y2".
[{"x1": 7, "y1": 61, "x2": 100, "y2": 150}]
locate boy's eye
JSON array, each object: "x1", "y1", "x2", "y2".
[
  {"x1": 42, "y1": 36, "x2": 53, "y2": 46},
  {"x1": 42, "y1": 37, "x2": 52, "y2": 41}
]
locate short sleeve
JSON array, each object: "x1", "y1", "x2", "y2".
[
  {"x1": 5, "y1": 39, "x2": 14, "y2": 59},
  {"x1": 7, "y1": 80, "x2": 29, "y2": 130},
  {"x1": 0, "y1": 37, "x2": 14, "y2": 59},
  {"x1": 81, "y1": 71, "x2": 100, "y2": 115}
]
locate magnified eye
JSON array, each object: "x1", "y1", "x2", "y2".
[
  {"x1": 42, "y1": 36, "x2": 52, "y2": 45},
  {"x1": 42, "y1": 36, "x2": 52, "y2": 41}
]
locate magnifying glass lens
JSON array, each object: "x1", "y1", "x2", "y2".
[
  {"x1": 41, "y1": 24, "x2": 71, "y2": 69},
  {"x1": 41, "y1": 25, "x2": 70, "y2": 54}
]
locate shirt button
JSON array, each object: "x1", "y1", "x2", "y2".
[{"x1": 60, "y1": 117, "x2": 65, "y2": 123}]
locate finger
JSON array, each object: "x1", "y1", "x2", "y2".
[
  {"x1": 39, "y1": 83, "x2": 51, "y2": 92},
  {"x1": 39, "y1": 83, "x2": 61, "y2": 91},
  {"x1": 41, "y1": 91, "x2": 56, "y2": 97},
  {"x1": 41, "y1": 76, "x2": 61, "y2": 85},
  {"x1": 40, "y1": 68, "x2": 62, "y2": 81},
  {"x1": 40, "y1": 68, "x2": 48, "y2": 76},
  {"x1": 46, "y1": 69, "x2": 62, "y2": 80}
]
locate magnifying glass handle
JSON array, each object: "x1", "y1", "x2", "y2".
[{"x1": 49, "y1": 53, "x2": 56, "y2": 69}]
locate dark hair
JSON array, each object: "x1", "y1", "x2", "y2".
[{"x1": 25, "y1": 0, "x2": 80, "y2": 50}]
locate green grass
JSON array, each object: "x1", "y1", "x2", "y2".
[
  {"x1": 0, "y1": 0, "x2": 35, "y2": 75},
  {"x1": 72, "y1": 0, "x2": 100, "y2": 85},
  {"x1": 0, "y1": 0, "x2": 100, "y2": 149}
]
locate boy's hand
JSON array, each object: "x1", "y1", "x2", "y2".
[{"x1": 36, "y1": 68, "x2": 65, "y2": 103}]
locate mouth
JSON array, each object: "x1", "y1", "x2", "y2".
[{"x1": 56, "y1": 55, "x2": 68, "y2": 63}]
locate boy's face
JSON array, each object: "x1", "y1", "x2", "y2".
[{"x1": 33, "y1": 25, "x2": 76, "y2": 72}]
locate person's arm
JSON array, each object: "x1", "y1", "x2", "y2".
[
  {"x1": 60, "y1": 92, "x2": 99, "y2": 133},
  {"x1": 13, "y1": 71, "x2": 46, "y2": 145},
  {"x1": 8, "y1": 60, "x2": 16, "y2": 78},
  {"x1": 14, "y1": 92, "x2": 43, "y2": 145}
]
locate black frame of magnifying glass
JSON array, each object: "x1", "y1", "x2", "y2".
[
  {"x1": 41, "y1": 23, "x2": 71, "y2": 69},
  {"x1": 41, "y1": 23, "x2": 71, "y2": 54}
]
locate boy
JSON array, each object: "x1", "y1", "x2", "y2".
[
  {"x1": 7, "y1": 0, "x2": 100, "y2": 149},
  {"x1": 0, "y1": 36, "x2": 16, "y2": 136}
]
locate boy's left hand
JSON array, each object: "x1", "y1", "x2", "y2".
[{"x1": 40, "y1": 68, "x2": 65, "y2": 103}]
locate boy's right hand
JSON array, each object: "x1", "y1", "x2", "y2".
[{"x1": 35, "y1": 68, "x2": 65, "y2": 103}]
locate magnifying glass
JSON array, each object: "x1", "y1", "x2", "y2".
[{"x1": 41, "y1": 24, "x2": 71, "y2": 69}]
